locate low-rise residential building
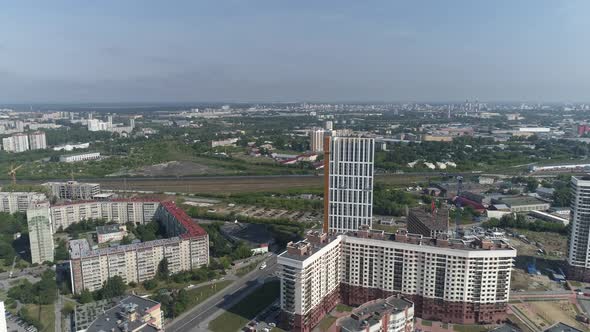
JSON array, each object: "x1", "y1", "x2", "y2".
[
  {"x1": 96, "y1": 225, "x2": 127, "y2": 243},
  {"x1": 51, "y1": 199, "x2": 160, "y2": 231},
  {"x1": 43, "y1": 181, "x2": 101, "y2": 200},
  {"x1": 210, "y1": 137, "x2": 238, "y2": 148},
  {"x1": 74, "y1": 295, "x2": 163, "y2": 332},
  {"x1": 0, "y1": 192, "x2": 47, "y2": 214},
  {"x1": 335, "y1": 295, "x2": 414, "y2": 332},
  {"x1": 278, "y1": 229, "x2": 516, "y2": 331},
  {"x1": 69, "y1": 201, "x2": 209, "y2": 293},
  {"x1": 491, "y1": 196, "x2": 550, "y2": 213},
  {"x1": 59, "y1": 152, "x2": 101, "y2": 163}
]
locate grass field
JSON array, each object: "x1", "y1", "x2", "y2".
[
  {"x1": 235, "y1": 261, "x2": 259, "y2": 277},
  {"x1": 22, "y1": 304, "x2": 55, "y2": 332},
  {"x1": 452, "y1": 324, "x2": 487, "y2": 332},
  {"x1": 184, "y1": 280, "x2": 233, "y2": 309},
  {"x1": 317, "y1": 314, "x2": 337, "y2": 331},
  {"x1": 208, "y1": 281, "x2": 280, "y2": 332}
]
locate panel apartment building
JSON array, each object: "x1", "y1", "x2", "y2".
[
  {"x1": 69, "y1": 201, "x2": 209, "y2": 293},
  {"x1": 325, "y1": 135, "x2": 375, "y2": 233},
  {"x1": 50, "y1": 199, "x2": 160, "y2": 231},
  {"x1": 43, "y1": 181, "x2": 101, "y2": 200},
  {"x1": 278, "y1": 229, "x2": 516, "y2": 332},
  {"x1": 0, "y1": 192, "x2": 47, "y2": 214},
  {"x1": 27, "y1": 202, "x2": 55, "y2": 264},
  {"x1": 567, "y1": 176, "x2": 590, "y2": 281}
]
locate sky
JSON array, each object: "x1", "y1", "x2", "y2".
[{"x1": 0, "y1": 0, "x2": 589, "y2": 103}]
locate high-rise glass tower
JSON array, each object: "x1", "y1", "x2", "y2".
[
  {"x1": 324, "y1": 135, "x2": 374, "y2": 233},
  {"x1": 568, "y1": 176, "x2": 590, "y2": 281}
]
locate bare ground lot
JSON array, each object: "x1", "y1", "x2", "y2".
[
  {"x1": 512, "y1": 300, "x2": 587, "y2": 331},
  {"x1": 92, "y1": 173, "x2": 434, "y2": 195},
  {"x1": 111, "y1": 160, "x2": 229, "y2": 177}
]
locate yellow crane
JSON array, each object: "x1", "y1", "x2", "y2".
[{"x1": 7, "y1": 164, "x2": 24, "y2": 185}]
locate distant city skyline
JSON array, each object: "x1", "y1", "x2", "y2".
[{"x1": 1, "y1": 1, "x2": 589, "y2": 103}]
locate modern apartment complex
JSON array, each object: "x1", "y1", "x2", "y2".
[
  {"x1": 50, "y1": 199, "x2": 160, "y2": 231},
  {"x1": 43, "y1": 181, "x2": 101, "y2": 200},
  {"x1": 69, "y1": 201, "x2": 209, "y2": 293},
  {"x1": 407, "y1": 206, "x2": 450, "y2": 238},
  {"x1": 0, "y1": 192, "x2": 47, "y2": 214},
  {"x1": 27, "y1": 202, "x2": 55, "y2": 264},
  {"x1": 325, "y1": 135, "x2": 375, "y2": 233},
  {"x1": 309, "y1": 128, "x2": 325, "y2": 153},
  {"x1": 278, "y1": 229, "x2": 516, "y2": 331},
  {"x1": 567, "y1": 176, "x2": 590, "y2": 281},
  {"x1": 335, "y1": 295, "x2": 414, "y2": 332},
  {"x1": 28, "y1": 131, "x2": 47, "y2": 150}
]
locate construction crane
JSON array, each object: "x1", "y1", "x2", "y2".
[
  {"x1": 7, "y1": 164, "x2": 24, "y2": 185},
  {"x1": 454, "y1": 176, "x2": 463, "y2": 238}
]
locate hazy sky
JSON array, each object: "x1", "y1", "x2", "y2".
[{"x1": 1, "y1": 0, "x2": 589, "y2": 103}]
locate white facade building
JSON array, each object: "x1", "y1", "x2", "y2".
[
  {"x1": 28, "y1": 131, "x2": 47, "y2": 150},
  {"x1": 51, "y1": 200, "x2": 160, "y2": 231},
  {"x1": 0, "y1": 301, "x2": 6, "y2": 332},
  {"x1": 568, "y1": 176, "x2": 590, "y2": 281},
  {"x1": 2, "y1": 133, "x2": 29, "y2": 152},
  {"x1": 309, "y1": 128, "x2": 325, "y2": 153},
  {"x1": 327, "y1": 136, "x2": 374, "y2": 233},
  {"x1": 0, "y1": 192, "x2": 47, "y2": 214},
  {"x1": 59, "y1": 152, "x2": 100, "y2": 163},
  {"x1": 278, "y1": 230, "x2": 516, "y2": 331},
  {"x1": 27, "y1": 202, "x2": 55, "y2": 264},
  {"x1": 336, "y1": 296, "x2": 414, "y2": 332}
]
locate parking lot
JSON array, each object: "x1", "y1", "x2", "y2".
[{"x1": 5, "y1": 311, "x2": 38, "y2": 332}]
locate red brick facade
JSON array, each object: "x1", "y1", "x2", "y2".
[
  {"x1": 567, "y1": 264, "x2": 590, "y2": 282},
  {"x1": 284, "y1": 283, "x2": 508, "y2": 331}
]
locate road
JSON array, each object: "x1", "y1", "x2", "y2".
[
  {"x1": 55, "y1": 291, "x2": 62, "y2": 332},
  {"x1": 167, "y1": 255, "x2": 278, "y2": 332}
]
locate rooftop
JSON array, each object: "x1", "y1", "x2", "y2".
[
  {"x1": 78, "y1": 295, "x2": 161, "y2": 332},
  {"x1": 337, "y1": 295, "x2": 413, "y2": 331},
  {"x1": 280, "y1": 228, "x2": 515, "y2": 262},
  {"x1": 96, "y1": 224, "x2": 125, "y2": 235},
  {"x1": 494, "y1": 196, "x2": 549, "y2": 207},
  {"x1": 70, "y1": 236, "x2": 183, "y2": 259},
  {"x1": 160, "y1": 201, "x2": 207, "y2": 238},
  {"x1": 52, "y1": 198, "x2": 160, "y2": 207}
]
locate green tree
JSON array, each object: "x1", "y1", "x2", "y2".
[
  {"x1": 98, "y1": 276, "x2": 127, "y2": 299},
  {"x1": 143, "y1": 279, "x2": 158, "y2": 290},
  {"x1": 79, "y1": 289, "x2": 94, "y2": 304},
  {"x1": 157, "y1": 258, "x2": 170, "y2": 280}
]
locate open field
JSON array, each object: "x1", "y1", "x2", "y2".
[
  {"x1": 22, "y1": 304, "x2": 55, "y2": 332},
  {"x1": 511, "y1": 300, "x2": 587, "y2": 331}
]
